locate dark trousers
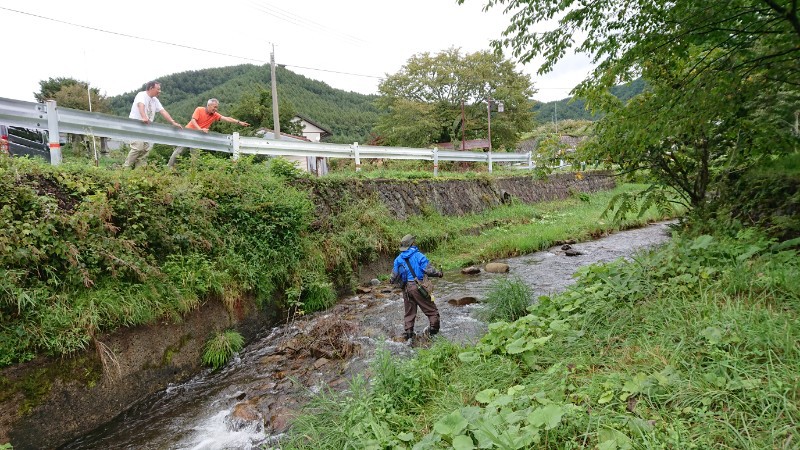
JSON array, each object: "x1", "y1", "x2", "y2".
[{"x1": 403, "y1": 282, "x2": 440, "y2": 332}]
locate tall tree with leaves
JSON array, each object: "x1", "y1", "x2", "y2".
[
  {"x1": 220, "y1": 87, "x2": 303, "y2": 137},
  {"x1": 470, "y1": 0, "x2": 800, "y2": 210},
  {"x1": 35, "y1": 77, "x2": 112, "y2": 154},
  {"x1": 375, "y1": 47, "x2": 534, "y2": 149},
  {"x1": 35, "y1": 77, "x2": 110, "y2": 112}
]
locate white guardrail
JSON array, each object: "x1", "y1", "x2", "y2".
[{"x1": 0, "y1": 97, "x2": 533, "y2": 174}]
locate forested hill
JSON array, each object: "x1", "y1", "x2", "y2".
[
  {"x1": 108, "y1": 64, "x2": 381, "y2": 144},
  {"x1": 532, "y1": 78, "x2": 646, "y2": 123}
]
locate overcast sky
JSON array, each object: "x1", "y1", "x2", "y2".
[{"x1": 0, "y1": 0, "x2": 593, "y2": 105}]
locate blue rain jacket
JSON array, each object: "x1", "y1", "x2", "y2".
[{"x1": 391, "y1": 247, "x2": 430, "y2": 285}]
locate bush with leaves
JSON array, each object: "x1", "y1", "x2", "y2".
[{"x1": 0, "y1": 156, "x2": 313, "y2": 366}]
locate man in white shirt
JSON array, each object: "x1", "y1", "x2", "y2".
[{"x1": 123, "y1": 81, "x2": 183, "y2": 168}]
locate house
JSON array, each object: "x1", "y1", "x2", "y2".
[
  {"x1": 256, "y1": 128, "x2": 328, "y2": 176},
  {"x1": 292, "y1": 114, "x2": 332, "y2": 143}
]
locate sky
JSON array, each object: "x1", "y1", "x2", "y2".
[{"x1": 0, "y1": 0, "x2": 593, "y2": 105}]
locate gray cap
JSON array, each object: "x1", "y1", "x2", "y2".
[{"x1": 399, "y1": 234, "x2": 415, "y2": 251}]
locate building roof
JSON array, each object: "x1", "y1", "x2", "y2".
[
  {"x1": 255, "y1": 128, "x2": 311, "y2": 142},
  {"x1": 293, "y1": 114, "x2": 333, "y2": 136}
]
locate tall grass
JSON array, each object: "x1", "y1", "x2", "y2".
[
  {"x1": 477, "y1": 277, "x2": 532, "y2": 322},
  {"x1": 201, "y1": 330, "x2": 244, "y2": 370}
]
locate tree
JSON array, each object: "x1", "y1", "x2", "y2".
[
  {"x1": 220, "y1": 87, "x2": 303, "y2": 137},
  {"x1": 472, "y1": 0, "x2": 800, "y2": 210},
  {"x1": 36, "y1": 77, "x2": 110, "y2": 112},
  {"x1": 35, "y1": 77, "x2": 79, "y2": 102},
  {"x1": 36, "y1": 77, "x2": 112, "y2": 155},
  {"x1": 51, "y1": 83, "x2": 111, "y2": 113},
  {"x1": 375, "y1": 47, "x2": 534, "y2": 149}
]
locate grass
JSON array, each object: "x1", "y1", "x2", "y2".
[
  {"x1": 282, "y1": 226, "x2": 800, "y2": 449},
  {"x1": 477, "y1": 278, "x2": 533, "y2": 323},
  {"x1": 386, "y1": 182, "x2": 680, "y2": 270},
  {"x1": 201, "y1": 330, "x2": 244, "y2": 370}
]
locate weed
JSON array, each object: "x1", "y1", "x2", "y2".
[
  {"x1": 201, "y1": 330, "x2": 244, "y2": 370},
  {"x1": 477, "y1": 277, "x2": 533, "y2": 322}
]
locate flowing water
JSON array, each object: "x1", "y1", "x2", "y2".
[{"x1": 60, "y1": 222, "x2": 674, "y2": 450}]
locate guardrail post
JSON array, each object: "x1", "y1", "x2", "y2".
[
  {"x1": 232, "y1": 132, "x2": 240, "y2": 162},
  {"x1": 488, "y1": 150, "x2": 493, "y2": 173},
  {"x1": 527, "y1": 151, "x2": 533, "y2": 170},
  {"x1": 353, "y1": 142, "x2": 361, "y2": 172},
  {"x1": 45, "y1": 100, "x2": 62, "y2": 166},
  {"x1": 433, "y1": 147, "x2": 439, "y2": 177}
]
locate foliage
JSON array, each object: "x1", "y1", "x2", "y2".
[
  {"x1": 217, "y1": 87, "x2": 303, "y2": 137},
  {"x1": 107, "y1": 64, "x2": 381, "y2": 144},
  {"x1": 532, "y1": 78, "x2": 647, "y2": 123},
  {"x1": 0, "y1": 156, "x2": 313, "y2": 365},
  {"x1": 477, "y1": 277, "x2": 532, "y2": 322},
  {"x1": 35, "y1": 77, "x2": 110, "y2": 113},
  {"x1": 474, "y1": 0, "x2": 800, "y2": 213},
  {"x1": 375, "y1": 47, "x2": 534, "y2": 149},
  {"x1": 517, "y1": 119, "x2": 594, "y2": 171},
  {"x1": 51, "y1": 83, "x2": 111, "y2": 113},
  {"x1": 201, "y1": 329, "x2": 244, "y2": 370},
  {"x1": 712, "y1": 153, "x2": 800, "y2": 240},
  {"x1": 266, "y1": 156, "x2": 307, "y2": 180},
  {"x1": 287, "y1": 224, "x2": 800, "y2": 448}
]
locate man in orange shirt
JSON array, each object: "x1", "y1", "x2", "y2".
[{"x1": 167, "y1": 98, "x2": 250, "y2": 168}]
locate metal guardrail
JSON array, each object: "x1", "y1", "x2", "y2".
[{"x1": 0, "y1": 97, "x2": 533, "y2": 173}]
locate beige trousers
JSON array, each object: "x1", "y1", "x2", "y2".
[{"x1": 123, "y1": 141, "x2": 152, "y2": 168}]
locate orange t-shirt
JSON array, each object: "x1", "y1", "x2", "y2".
[{"x1": 186, "y1": 107, "x2": 222, "y2": 130}]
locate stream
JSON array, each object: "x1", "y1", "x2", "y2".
[{"x1": 60, "y1": 222, "x2": 674, "y2": 450}]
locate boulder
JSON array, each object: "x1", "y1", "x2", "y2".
[
  {"x1": 485, "y1": 263, "x2": 510, "y2": 273},
  {"x1": 225, "y1": 402, "x2": 264, "y2": 432},
  {"x1": 448, "y1": 296, "x2": 478, "y2": 306},
  {"x1": 461, "y1": 266, "x2": 481, "y2": 275}
]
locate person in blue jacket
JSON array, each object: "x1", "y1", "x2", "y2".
[{"x1": 390, "y1": 234, "x2": 443, "y2": 340}]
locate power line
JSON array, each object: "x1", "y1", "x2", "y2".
[
  {"x1": 0, "y1": 6, "x2": 384, "y2": 82},
  {"x1": 244, "y1": 1, "x2": 369, "y2": 48}
]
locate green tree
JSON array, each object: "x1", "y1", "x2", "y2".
[
  {"x1": 36, "y1": 77, "x2": 110, "y2": 112},
  {"x1": 473, "y1": 0, "x2": 800, "y2": 210},
  {"x1": 51, "y1": 83, "x2": 111, "y2": 113},
  {"x1": 36, "y1": 78, "x2": 112, "y2": 154},
  {"x1": 35, "y1": 77, "x2": 80, "y2": 102},
  {"x1": 220, "y1": 87, "x2": 303, "y2": 137},
  {"x1": 375, "y1": 47, "x2": 534, "y2": 149}
]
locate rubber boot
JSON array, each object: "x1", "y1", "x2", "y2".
[{"x1": 404, "y1": 330, "x2": 415, "y2": 340}]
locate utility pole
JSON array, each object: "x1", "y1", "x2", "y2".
[
  {"x1": 486, "y1": 96, "x2": 504, "y2": 173},
  {"x1": 270, "y1": 44, "x2": 281, "y2": 140},
  {"x1": 554, "y1": 100, "x2": 558, "y2": 134},
  {"x1": 487, "y1": 97, "x2": 493, "y2": 157},
  {"x1": 461, "y1": 100, "x2": 466, "y2": 151}
]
